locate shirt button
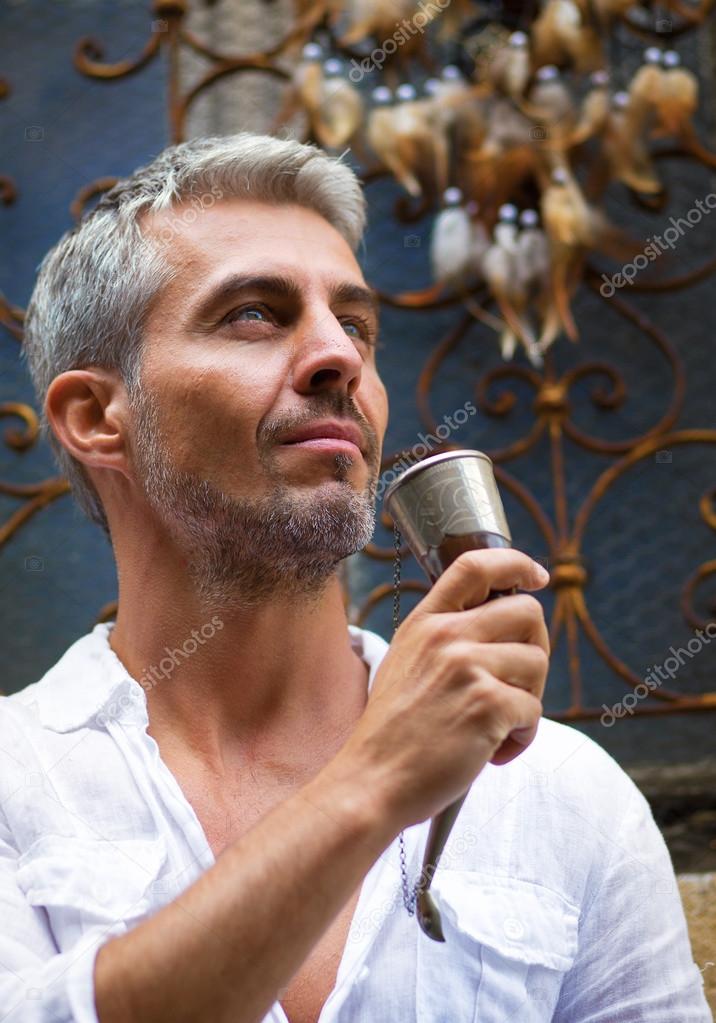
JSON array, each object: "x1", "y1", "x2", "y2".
[{"x1": 503, "y1": 917, "x2": 525, "y2": 941}]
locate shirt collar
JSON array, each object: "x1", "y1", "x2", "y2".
[
  {"x1": 12, "y1": 622, "x2": 141, "y2": 733},
  {"x1": 16, "y1": 621, "x2": 390, "y2": 734},
  {"x1": 348, "y1": 623, "x2": 389, "y2": 694}
]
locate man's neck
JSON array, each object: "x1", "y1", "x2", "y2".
[{"x1": 109, "y1": 567, "x2": 369, "y2": 782}]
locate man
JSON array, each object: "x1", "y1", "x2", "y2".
[{"x1": 1, "y1": 132, "x2": 710, "y2": 1023}]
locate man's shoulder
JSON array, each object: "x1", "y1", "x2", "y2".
[
  {"x1": 525, "y1": 715, "x2": 642, "y2": 805},
  {"x1": 444, "y1": 717, "x2": 655, "y2": 912},
  {"x1": 467, "y1": 714, "x2": 647, "y2": 840},
  {"x1": 529, "y1": 714, "x2": 626, "y2": 773}
]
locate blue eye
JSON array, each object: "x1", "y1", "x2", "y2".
[
  {"x1": 341, "y1": 317, "x2": 379, "y2": 347},
  {"x1": 222, "y1": 304, "x2": 276, "y2": 330},
  {"x1": 233, "y1": 306, "x2": 267, "y2": 322}
]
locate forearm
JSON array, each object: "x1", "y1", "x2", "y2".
[{"x1": 94, "y1": 762, "x2": 397, "y2": 1023}]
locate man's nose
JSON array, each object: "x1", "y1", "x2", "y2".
[{"x1": 291, "y1": 314, "x2": 364, "y2": 398}]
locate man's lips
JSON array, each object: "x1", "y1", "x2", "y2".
[{"x1": 278, "y1": 419, "x2": 366, "y2": 457}]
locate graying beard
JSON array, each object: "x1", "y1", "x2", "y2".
[{"x1": 131, "y1": 395, "x2": 376, "y2": 610}]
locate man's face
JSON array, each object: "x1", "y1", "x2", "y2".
[{"x1": 129, "y1": 198, "x2": 389, "y2": 605}]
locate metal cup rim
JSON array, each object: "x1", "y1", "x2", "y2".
[{"x1": 383, "y1": 449, "x2": 494, "y2": 514}]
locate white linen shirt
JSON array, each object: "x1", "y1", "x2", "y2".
[{"x1": 0, "y1": 621, "x2": 711, "y2": 1023}]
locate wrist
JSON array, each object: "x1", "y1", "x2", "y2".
[{"x1": 304, "y1": 754, "x2": 401, "y2": 856}]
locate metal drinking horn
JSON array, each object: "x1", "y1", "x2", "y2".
[{"x1": 384, "y1": 449, "x2": 517, "y2": 942}]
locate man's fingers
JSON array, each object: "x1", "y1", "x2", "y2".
[
  {"x1": 489, "y1": 728, "x2": 540, "y2": 766},
  {"x1": 479, "y1": 674, "x2": 544, "y2": 766},
  {"x1": 464, "y1": 642, "x2": 549, "y2": 700},
  {"x1": 481, "y1": 671, "x2": 543, "y2": 743},
  {"x1": 416, "y1": 548, "x2": 550, "y2": 617},
  {"x1": 452, "y1": 592, "x2": 550, "y2": 657}
]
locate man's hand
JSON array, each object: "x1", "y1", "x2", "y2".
[{"x1": 333, "y1": 548, "x2": 550, "y2": 830}]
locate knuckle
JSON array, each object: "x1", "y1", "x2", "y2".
[
  {"x1": 451, "y1": 549, "x2": 489, "y2": 582},
  {"x1": 429, "y1": 637, "x2": 458, "y2": 677},
  {"x1": 440, "y1": 637, "x2": 481, "y2": 678},
  {"x1": 454, "y1": 549, "x2": 487, "y2": 570},
  {"x1": 529, "y1": 645, "x2": 550, "y2": 674},
  {"x1": 527, "y1": 692, "x2": 544, "y2": 721},
  {"x1": 442, "y1": 638, "x2": 475, "y2": 665},
  {"x1": 467, "y1": 670, "x2": 501, "y2": 715},
  {"x1": 427, "y1": 615, "x2": 459, "y2": 646},
  {"x1": 511, "y1": 592, "x2": 544, "y2": 618}
]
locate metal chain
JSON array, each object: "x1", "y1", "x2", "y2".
[{"x1": 393, "y1": 522, "x2": 418, "y2": 916}]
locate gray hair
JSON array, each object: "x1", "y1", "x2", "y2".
[{"x1": 22, "y1": 132, "x2": 368, "y2": 535}]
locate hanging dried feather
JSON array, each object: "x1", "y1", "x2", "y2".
[
  {"x1": 540, "y1": 167, "x2": 597, "y2": 340},
  {"x1": 460, "y1": 99, "x2": 540, "y2": 221},
  {"x1": 430, "y1": 188, "x2": 475, "y2": 288},
  {"x1": 365, "y1": 80, "x2": 472, "y2": 199},
  {"x1": 480, "y1": 205, "x2": 544, "y2": 365},
  {"x1": 273, "y1": 50, "x2": 364, "y2": 150},
  {"x1": 514, "y1": 211, "x2": 559, "y2": 357},
  {"x1": 486, "y1": 31, "x2": 531, "y2": 101},
  {"x1": 338, "y1": 0, "x2": 423, "y2": 43},
  {"x1": 653, "y1": 52, "x2": 699, "y2": 138},
  {"x1": 568, "y1": 69, "x2": 610, "y2": 147},
  {"x1": 531, "y1": 0, "x2": 604, "y2": 73},
  {"x1": 603, "y1": 91, "x2": 663, "y2": 195},
  {"x1": 521, "y1": 65, "x2": 577, "y2": 150}
]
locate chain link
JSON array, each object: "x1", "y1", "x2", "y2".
[{"x1": 393, "y1": 522, "x2": 418, "y2": 916}]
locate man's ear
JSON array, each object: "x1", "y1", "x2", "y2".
[{"x1": 45, "y1": 368, "x2": 132, "y2": 480}]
